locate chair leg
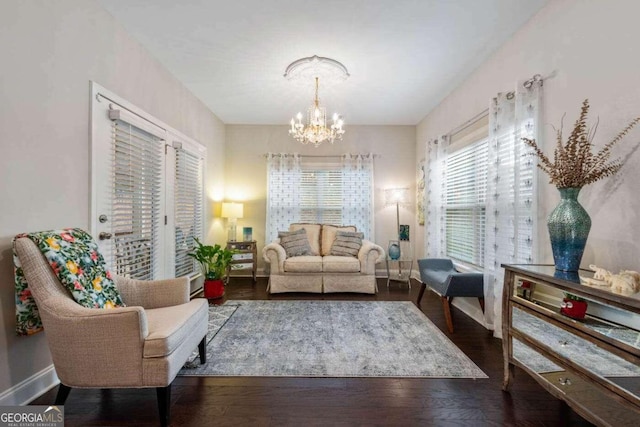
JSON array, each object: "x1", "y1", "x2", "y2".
[
  {"x1": 478, "y1": 297, "x2": 485, "y2": 313},
  {"x1": 442, "y1": 296, "x2": 454, "y2": 334},
  {"x1": 417, "y1": 283, "x2": 427, "y2": 307},
  {"x1": 55, "y1": 383, "x2": 71, "y2": 405},
  {"x1": 198, "y1": 336, "x2": 207, "y2": 364},
  {"x1": 156, "y1": 384, "x2": 171, "y2": 427}
]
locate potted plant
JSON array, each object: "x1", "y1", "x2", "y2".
[
  {"x1": 560, "y1": 293, "x2": 588, "y2": 319},
  {"x1": 188, "y1": 238, "x2": 235, "y2": 299}
]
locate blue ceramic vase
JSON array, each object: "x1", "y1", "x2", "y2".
[
  {"x1": 388, "y1": 243, "x2": 401, "y2": 260},
  {"x1": 547, "y1": 187, "x2": 591, "y2": 272}
]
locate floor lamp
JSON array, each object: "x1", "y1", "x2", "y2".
[
  {"x1": 221, "y1": 202, "x2": 244, "y2": 242},
  {"x1": 384, "y1": 188, "x2": 410, "y2": 259}
]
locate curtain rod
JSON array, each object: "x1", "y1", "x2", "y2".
[
  {"x1": 449, "y1": 108, "x2": 489, "y2": 137},
  {"x1": 96, "y1": 93, "x2": 167, "y2": 132},
  {"x1": 264, "y1": 153, "x2": 379, "y2": 159}
]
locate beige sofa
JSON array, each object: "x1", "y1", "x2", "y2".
[{"x1": 262, "y1": 223, "x2": 385, "y2": 294}]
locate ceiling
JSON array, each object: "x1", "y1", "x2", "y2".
[{"x1": 97, "y1": 0, "x2": 548, "y2": 125}]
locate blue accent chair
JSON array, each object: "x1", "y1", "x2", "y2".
[{"x1": 417, "y1": 258, "x2": 484, "y2": 333}]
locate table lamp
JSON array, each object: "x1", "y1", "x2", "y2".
[{"x1": 221, "y1": 202, "x2": 244, "y2": 242}]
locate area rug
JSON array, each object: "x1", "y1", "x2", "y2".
[{"x1": 179, "y1": 300, "x2": 487, "y2": 378}]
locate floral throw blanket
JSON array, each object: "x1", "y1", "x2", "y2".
[{"x1": 14, "y1": 228, "x2": 125, "y2": 335}]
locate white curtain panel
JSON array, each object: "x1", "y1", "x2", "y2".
[
  {"x1": 484, "y1": 79, "x2": 542, "y2": 337},
  {"x1": 341, "y1": 153, "x2": 374, "y2": 240},
  {"x1": 425, "y1": 135, "x2": 449, "y2": 258},
  {"x1": 265, "y1": 153, "x2": 301, "y2": 243}
]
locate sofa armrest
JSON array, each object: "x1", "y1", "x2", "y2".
[
  {"x1": 358, "y1": 240, "x2": 385, "y2": 274},
  {"x1": 114, "y1": 275, "x2": 190, "y2": 308},
  {"x1": 263, "y1": 242, "x2": 287, "y2": 274}
]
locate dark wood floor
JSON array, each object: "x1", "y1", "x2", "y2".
[{"x1": 31, "y1": 277, "x2": 593, "y2": 426}]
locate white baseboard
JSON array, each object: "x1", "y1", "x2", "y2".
[{"x1": 0, "y1": 365, "x2": 59, "y2": 406}]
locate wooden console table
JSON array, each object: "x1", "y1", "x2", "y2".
[{"x1": 502, "y1": 264, "x2": 640, "y2": 426}]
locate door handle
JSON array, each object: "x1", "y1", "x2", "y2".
[{"x1": 99, "y1": 232, "x2": 112, "y2": 240}]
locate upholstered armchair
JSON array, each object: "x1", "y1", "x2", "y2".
[
  {"x1": 417, "y1": 258, "x2": 484, "y2": 333},
  {"x1": 14, "y1": 237, "x2": 209, "y2": 427}
]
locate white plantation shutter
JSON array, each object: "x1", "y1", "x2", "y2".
[
  {"x1": 300, "y1": 164, "x2": 343, "y2": 225},
  {"x1": 444, "y1": 138, "x2": 488, "y2": 266},
  {"x1": 110, "y1": 117, "x2": 164, "y2": 280},
  {"x1": 174, "y1": 146, "x2": 204, "y2": 277}
]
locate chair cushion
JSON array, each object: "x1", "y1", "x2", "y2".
[
  {"x1": 144, "y1": 298, "x2": 208, "y2": 358},
  {"x1": 279, "y1": 228, "x2": 314, "y2": 257},
  {"x1": 330, "y1": 231, "x2": 363, "y2": 257},
  {"x1": 321, "y1": 225, "x2": 357, "y2": 256},
  {"x1": 289, "y1": 223, "x2": 321, "y2": 255},
  {"x1": 283, "y1": 256, "x2": 323, "y2": 273},
  {"x1": 323, "y1": 256, "x2": 361, "y2": 273}
]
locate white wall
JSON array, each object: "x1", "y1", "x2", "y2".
[
  {"x1": 415, "y1": 0, "x2": 640, "y2": 272},
  {"x1": 225, "y1": 125, "x2": 416, "y2": 272},
  {"x1": 0, "y1": 0, "x2": 225, "y2": 403}
]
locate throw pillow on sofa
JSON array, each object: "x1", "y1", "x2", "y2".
[
  {"x1": 289, "y1": 223, "x2": 321, "y2": 255},
  {"x1": 278, "y1": 228, "x2": 314, "y2": 257},
  {"x1": 330, "y1": 231, "x2": 364, "y2": 257},
  {"x1": 321, "y1": 225, "x2": 357, "y2": 256}
]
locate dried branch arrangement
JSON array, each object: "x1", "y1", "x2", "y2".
[{"x1": 522, "y1": 99, "x2": 640, "y2": 188}]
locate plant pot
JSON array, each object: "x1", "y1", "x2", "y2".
[
  {"x1": 204, "y1": 279, "x2": 225, "y2": 299},
  {"x1": 560, "y1": 298, "x2": 588, "y2": 319}
]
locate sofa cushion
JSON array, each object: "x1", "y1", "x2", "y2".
[
  {"x1": 330, "y1": 231, "x2": 363, "y2": 257},
  {"x1": 279, "y1": 228, "x2": 314, "y2": 257},
  {"x1": 321, "y1": 225, "x2": 357, "y2": 256},
  {"x1": 289, "y1": 223, "x2": 321, "y2": 255},
  {"x1": 283, "y1": 256, "x2": 323, "y2": 273},
  {"x1": 323, "y1": 256, "x2": 361, "y2": 273}
]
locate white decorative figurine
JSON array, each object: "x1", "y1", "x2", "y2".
[{"x1": 582, "y1": 265, "x2": 640, "y2": 296}]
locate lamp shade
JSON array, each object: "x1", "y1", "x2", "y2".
[
  {"x1": 221, "y1": 202, "x2": 244, "y2": 219},
  {"x1": 384, "y1": 188, "x2": 410, "y2": 206}
]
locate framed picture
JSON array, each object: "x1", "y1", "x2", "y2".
[
  {"x1": 399, "y1": 224, "x2": 410, "y2": 241},
  {"x1": 242, "y1": 227, "x2": 253, "y2": 241}
]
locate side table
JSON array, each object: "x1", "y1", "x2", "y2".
[
  {"x1": 386, "y1": 256, "x2": 413, "y2": 288},
  {"x1": 226, "y1": 240, "x2": 257, "y2": 283}
]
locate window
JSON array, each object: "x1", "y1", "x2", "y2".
[
  {"x1": 173, "y1": 143, "x2": 204, "y2": 278},
  {"x1": 300, "y1": 164, "x2": 342, "y2": 225},
  {"x1": 265, "y1": 154, "x2": 374, "y2": 242},
  {"x1": 91, "y1": 82, "x2": 206, "y2": 282},
  {"x1": 444, "y1": 138, "x2": 488, "y2": 266},
  {"x1": 111, "y1": 119, "x2": 164, "y2": 280}
]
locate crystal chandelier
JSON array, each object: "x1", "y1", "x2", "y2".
[
  {"x1": 285, "y1": 55, "x2": 348, "y2": 147},
  {"x1": 288, "y1": 77, "x2": 344, "y2": 147}
]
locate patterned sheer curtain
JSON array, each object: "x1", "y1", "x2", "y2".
[
  {"x1": 265, "y1": 153, "x2": 301, "y2": 243},
  {"x1": 341, "y1": 153, "x2": 374, "y2": 239},
  {"x1": 425, "y1": 135, "x2": 449, "y2": 257},
  {"x1": 484, "y1": 77, "x2": 542, "y2": 337}
]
